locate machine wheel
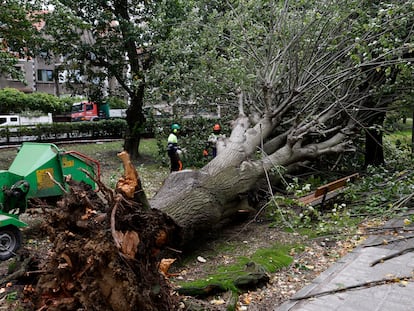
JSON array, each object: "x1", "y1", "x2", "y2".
[{"x1": 0, "y1": 226, "x2": 22, "y2": 260}]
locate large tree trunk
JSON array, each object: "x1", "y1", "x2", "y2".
[
  {"x1": 150, "y1": 115, "x2": 355, "y2": 243},
  {"x1": 115, "y1": 0, "x2": 150, "y2": 160},
  {"x1": 364, "y1": 128, "x2": 385, "y2": 167},
  {"x1": 124, "y1": 91, "x2": 145, "y2": 160},
  {"x1": 364, "y1": 112, "x2": 386, "y2": 167}
]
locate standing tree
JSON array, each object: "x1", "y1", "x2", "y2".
[
  {"x1": 38, "y1": 0, "x2": 187, "y2": 159},
  {"x1": 0, "y1": 0, "x2": 41, "y2": 81}
]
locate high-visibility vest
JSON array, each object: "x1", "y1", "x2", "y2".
[{"x1": 168, "y1": 133, "x2": 178, "y2": 144}]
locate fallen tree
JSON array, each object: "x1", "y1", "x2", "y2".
[
  {"x1": 28, "y1": 149, "x2": 274, "y2": 310},
  {"x1": 26, "y1": 1, "x2": 414, "y2": 310},
  {"x1": 149, "y1": 0, "x2": 414, "y2": 241}
]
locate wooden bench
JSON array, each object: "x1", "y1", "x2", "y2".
[{"x1": 298, "y1": 173, "x2": 359, "y2": 207}]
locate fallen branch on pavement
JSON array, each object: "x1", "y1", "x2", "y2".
[
  {"x1": 363, "y1": 234, "x2": 414, "y2": 248},
  {"x1": 370, "y1": 247, "x2": 414, "y2": 266},
  {"x1": 364, "y1": 226, "x2": 411, "y2": 232},
  {"x1": 290, "y1": 275, "x2": 413, "y2": 301}
]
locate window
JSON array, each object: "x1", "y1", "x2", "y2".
[
  {"x1": 37, "y1": 69, "x2": 54, "y2": 82},
  {"x1": 71, "y1": 103, "x2": 83, "y2": 113},
  {"x1": 0, "y1": 117, "x2": 18, "y2": 125}
]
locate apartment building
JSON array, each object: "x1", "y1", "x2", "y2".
[{"x1": 0, "y1": 55, "x2": 68, "y2": 95}]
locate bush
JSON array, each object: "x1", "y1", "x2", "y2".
[
  {"x1": 26, "y1": 93, "x2": 61, "y2": 113},
  {"x1": 0, "y1": 88, "x2": 28, "y2": 113},
  {"x1": 0, "y1": 88, "x2": 70, "y2": 114},
  {"x1": 0, "y1": 86, "x2": 131, "y2": 115},
  {"x1": 0, "y1": 119, "x2": 127, "y2": 143}
]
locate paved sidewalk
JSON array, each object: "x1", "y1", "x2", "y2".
[{"x1": 275, "y1": 217, "x2": 414, "y2": 311}]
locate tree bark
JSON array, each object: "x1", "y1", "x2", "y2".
[
  {"x1": 364, "y1": 128, "x2": 385, "y2": 167},
  {"x1": 364, "y1": 112, "x2": 385, "y2": 167},
  {"x1": 114, "y1": 0, "x2": 150, "y2": 160},
  {"x1": 124, "y1": 92, "x2": 145, "y2": 160},
  {"x1": 150, "y1": 115, "x2": 355, "y2": 245}
]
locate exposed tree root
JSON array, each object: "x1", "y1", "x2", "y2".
[{"x1": 28, "y1": 151, "x2": 183, "y2": 311}]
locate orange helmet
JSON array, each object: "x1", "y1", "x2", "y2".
[{"x1": 213, "y1": 124, "x2": 221, "y2": 131}]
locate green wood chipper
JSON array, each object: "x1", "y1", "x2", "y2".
[{"x1": 0, "y1": 142, "x2": 100, "y2": 260}]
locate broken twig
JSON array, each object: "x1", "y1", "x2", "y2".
[
  {"x1": 363, "y1": 234, "x2": 414, "y2": 248},
  {"x1": 370, "y1": 247, "x2": 414, "y2": 266},
  {"x1": 46, "y1": 171, "x2": 68, "y2": 194},
  {"x1": 290, "y1": 275, "x2": 413, "y2": 301}
]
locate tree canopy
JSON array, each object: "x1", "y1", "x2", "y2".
[
  {"x1": 151, "y1": 0, "x2": 414, "y2": 115},
  {"x1": 148, "y1": 0, "x2": 414, "y2": 244},
  {"x1": 0, "y1": 0, "x2": 42, "y2": 81},
  {"x1": 37, "y1": 0, "x2": 188, "y2": 158},
  {"x1": 147, "y1": 0, "x2": 414, "y2": 166},
  {"x1": 19, "y1": 0, "x2": 414, "y2": 162}
]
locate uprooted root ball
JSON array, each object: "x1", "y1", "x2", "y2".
[{"x1": 33, "y1": 181, "x2": 182, "y2": 311}]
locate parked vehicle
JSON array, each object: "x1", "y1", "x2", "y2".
[
  {"x1": 71, "y1": 101, "x2": 127, "y2": 122},
  {"x1": 0, "y1": 113, "x2": 53, "y2": 127},
  {"x1": 0, "y1": 142, "x2": 100, "y2": 260}
]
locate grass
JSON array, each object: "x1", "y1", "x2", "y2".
[
  {"x1": 386, "y1": 118, "x2": 412, "y2": 146},
  {"x1": 61, "y1": 139, "x2": 169, "y2": 196},
  {"x1": 176, "y1": 243, "x2": 298, "y2": 293},
  {"x1": 0, "y1": 139, "x2": 169, "y2": 198}
]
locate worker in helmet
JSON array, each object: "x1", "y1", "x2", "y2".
[
  {"x1": 203, "y1": 123, "x2": 223, "y2": 158},
  {"x1": 167, "y1": 123, "x2": 183, "y2": 172}
]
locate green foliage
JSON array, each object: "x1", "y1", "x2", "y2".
[
  {"x1": 0, "y1": 119, "x2": 127, "y2": 141},
  {"x1": 5, "y1": 291, "x2": 18, "y2": 301},
  {"x1": 0, "y1": 88, "x2": 71, "y2": 114},
  {"x1": 0, "y1": 0, "x2": 41, "y2": 79},
  {"x1": 345, "y1": 162, "x2": 414, "y2": 218},
  {"x1": 0, "y1": 89, "x2": 87, "y2": 115},
  {"x1": 148, "y1": 0, "x2": 414, "y2": 163},
  {"x1": 154, "y1": 117, "x2": 231, "y2": 168},
  {"x1": 24, "y1": 92, "x2": 61, "y2": 113},
  {"x1": 266, "y1": 127, "x2": 414, "y2": 237},
  {"x1": 0, "y1": 88, "x2": 28, "y2": 113},
  {"x1": 384, "y1": 117, "x2": 412, "y2": 149},
  {"x1": 107, "y1": 96, "x2": 128, "y2": 109}
]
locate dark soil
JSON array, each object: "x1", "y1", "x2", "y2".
[
  {"x1": 169, "y1": 220, "x2": 358, "y2": 310},
  {"x1": 0, "y1": 210, "x2": 358, "y2": 310}
]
